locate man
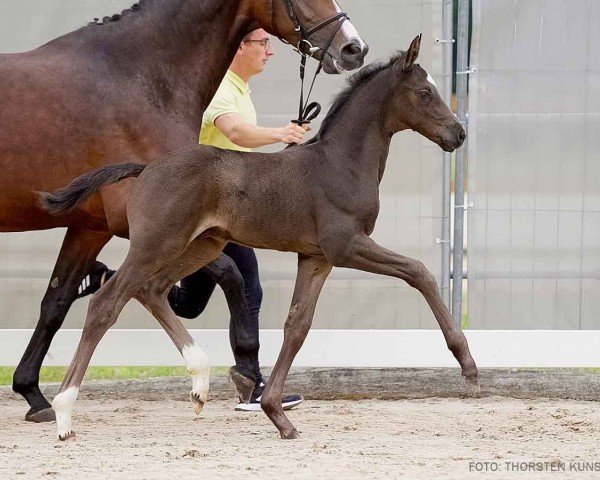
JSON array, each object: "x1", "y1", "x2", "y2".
[{"x1": 79, "y1": 29, "x2": 308, "y2": 411}]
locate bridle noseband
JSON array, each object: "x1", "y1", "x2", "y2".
[
  {"x1": 281, "y1": 0, "x2": 348, "y2": 57},
  {"x1": 276, "y1": 0, "x2": 351, "y2": 130}
]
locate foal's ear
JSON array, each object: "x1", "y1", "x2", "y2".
[{"x1": 402, "y1": 34, "x2": 422, "y2": 71}]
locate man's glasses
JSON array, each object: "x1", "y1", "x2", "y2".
[{"x1": 243, "y1": 38, "x2": 272, "y2": 51}]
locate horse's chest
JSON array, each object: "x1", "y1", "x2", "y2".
[
  {"x1": 362, "y1": 204, "x2": 379, "y2": 236},
  {"x1": 352, "y1": 193, "x2": 380, "y2": 235}
]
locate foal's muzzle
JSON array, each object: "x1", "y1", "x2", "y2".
[
  {"x1": 439, "y1": 123, "x2": 467, "y2": 152},
  {"x1": 457, "y1": 126, "x2": 466, "y2": 147}
]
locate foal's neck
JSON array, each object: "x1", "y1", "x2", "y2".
[{"x1": 319, "y1": 78, "x2": 393, "y2": 183}]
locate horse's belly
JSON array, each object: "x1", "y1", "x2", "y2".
[
  {"x1": 0, "y1": 180, "x2": 108, "y2": 232},
  {"x1": 0, "y1": 203, "x2": 106, "y2": 233},
  {"x1": 228, "y1": 224, "x2": 322, "y2": 256}
]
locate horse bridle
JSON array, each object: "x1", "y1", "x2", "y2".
[
  {"x1": 280, "y1": 0, "x2": 348, "y2": 58},
  {"x1": 275, "y1": 0, "x2": 350, "y2": 129}
]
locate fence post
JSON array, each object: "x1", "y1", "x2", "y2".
[
  {"x1": 439, "y1": 0, "x2": 454, "y2": 308},
  {"x1": 452, "y1": 0, "x2": 471, "y2": 327}
]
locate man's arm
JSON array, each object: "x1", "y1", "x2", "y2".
[{"x1": 215, "y1": 113, "x2": 309, "y2": 148}]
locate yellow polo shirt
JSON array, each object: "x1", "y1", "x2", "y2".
[{"x1": 200, "y1": 70, "x2": 258, "y2": 152}]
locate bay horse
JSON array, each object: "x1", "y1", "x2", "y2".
[
  {"x1": 1, "y1": 0, "x2": 368, "y2": 422},
  {"x1": 42, "y1": 35, "x2": 478, "y2": 441}
]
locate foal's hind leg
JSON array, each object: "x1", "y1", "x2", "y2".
[
  {"x1": 328, "y1": 234, "x2": 479, "y2": 385},
  {"x1": 52, "y1": 253, "x2": 160, "y2": 440},
  {"x1": 261, "y1": 255, "x2": 332, "y2": 439},
  {"x1": 135, "y1": 238, "x2": 227, "y2": 415},
  {"x1": 137, "y1": 289, "x2": 210, "y2": 415},
  {"x1": 165, "y1": 254, "x2": 257, "y2": 401}
]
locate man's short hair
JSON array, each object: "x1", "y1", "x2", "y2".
[{"x1": 242, "y1": 29, "x2": 260, "y2": 42}]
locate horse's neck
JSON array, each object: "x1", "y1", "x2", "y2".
[{"x1": 75, "y1": 0, "x2": 249, "y2": 115}]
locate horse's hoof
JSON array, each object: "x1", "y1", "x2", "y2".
[
  {"x1": 58, "y1": 431, "x2": 76, "y2": 441},
  {"x1": 229, "y1": 366, "x2": 255, "y2": 404},
  {"x1": 190, "y1": 392, "x2": 206, "y2": 415},
  {"x1": 280, "y1": 428, "x2": 300, "y2": 440},
  {"x1": 25, "y1": 407, "x2": 56, "y2": 423}
]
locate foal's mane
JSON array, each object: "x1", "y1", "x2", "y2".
[
  {"x1": 87, "y1": 0, "x2": 148, "y2": 27},
  {"x1": 307, "y1": 51, "x2": 404, "y2": 143}
]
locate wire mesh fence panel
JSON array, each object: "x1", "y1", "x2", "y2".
[{"x1": 468, "y1": 0, "x2": 600, "y2": 329}]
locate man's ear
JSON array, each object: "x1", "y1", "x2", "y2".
[{"x1": 402, "y1": 34, "x2": 422, "y2": 71}]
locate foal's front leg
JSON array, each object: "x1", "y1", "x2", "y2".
[
  {"x1": 329, "y1": 234, "x2": 479, "y2": 384},
  {"x1": 261, "y1": 255, "x2": 332, "y2": 439}
]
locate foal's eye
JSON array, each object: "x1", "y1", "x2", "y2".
[{"x1": 418, "y1": 89, "x2": 432, "y2": 101}]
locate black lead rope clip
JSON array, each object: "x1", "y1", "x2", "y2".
[{"x1": 292, "y1": 102, "x2": 321, "y2": 126}]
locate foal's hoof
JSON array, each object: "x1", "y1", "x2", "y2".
[
  {"x1": 25, "y1": 407, "x2": 56, "y2": 423},
  {"x1": 58, "y1": 431, "x2": 76, "y2": 441},
  {"x1": 464, "y1": 375, "x2": 481, "y2": 393},
  {"x1": 229, "y1": 366, "x2": 255, "y2": 404},
  {"x1": 190, "y1": 392, "x2": 206, "y2": 415},
  {"x1": 280, "y1": 428, "x2": 300, "y2": 440}
]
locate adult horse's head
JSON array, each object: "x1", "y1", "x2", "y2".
[
  {"x1": 251, "y1": 0, "x2": 368, "y2": 73},
  {"x1": 386, "y1": 35, "x2": 465, "y2": 152}
]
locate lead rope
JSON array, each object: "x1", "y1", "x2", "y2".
[
  {"x1": 278, "y1": 1, "x2": 349, "y2": 139},
  {"x1": 291, "y1": 13, "x2": 348, "y2": 133}
]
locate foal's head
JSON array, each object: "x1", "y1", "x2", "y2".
[
  {"x1": 384, "y1": 35, "x2": 465, "y2": 152},
  {"x1": 252, "y1": 0, "x2": 368, "y2": 73}
]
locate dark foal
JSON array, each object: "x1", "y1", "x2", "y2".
[
  {"x1": 1, "y1": 0, "x2": 367, "y2": 421},
  {"x1": 42, "y1": 35, "x2": 477, "y2": 441}
]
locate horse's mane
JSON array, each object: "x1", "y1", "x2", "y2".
[
  {"x1": 87, "y1": 1, "x2": 147, "y2": 26},
  {"x1": 306, "y1": 51, "x2": 404, "y2": 144}
]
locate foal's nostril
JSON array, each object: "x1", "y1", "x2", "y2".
[{"x1": 457, "y1": 128, "x2": 466, "y2": 144}]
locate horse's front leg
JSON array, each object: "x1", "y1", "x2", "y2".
[
  {"x1": 328, "y1": 234, "x2": 479, "y2": 385},
  {"x1": 201, "y1": 254, "x2": 258, "y2": 403},
  {"x1": 261, "y1": 254, "x2": 332, "y2": 439},
  {"x1": 12, "y1": 227, "x2": 112, "y2": 422}
]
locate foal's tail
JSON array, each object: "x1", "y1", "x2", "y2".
[{"x1": 39, "y1": 162, "x2": 147, "y2": 214}]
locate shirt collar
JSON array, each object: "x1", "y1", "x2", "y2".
[{"x1": 226, "y1": 69, "x2": 251, "y2": 94}]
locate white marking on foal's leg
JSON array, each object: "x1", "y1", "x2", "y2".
[
  {"x1": 52, "y1": 387, "x2": 79, "y2": 440},
  {"x1": 182, "y1": 343, "x2": 210, "y2": 415}
]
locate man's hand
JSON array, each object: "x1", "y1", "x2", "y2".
[
  {"x1": 279, "y1": 122, "x2": 311, "y2": 144},
  {"x1": 214, "y1": 113, "x2": 313, "y2": 148}
]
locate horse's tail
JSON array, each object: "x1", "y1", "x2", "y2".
[{"x1": 39, "y1": 162, "x2": 147, "y2": 214}]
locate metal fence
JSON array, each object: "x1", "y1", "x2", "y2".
[{"x1": 466, "y1": 0, "x2": 600, "y2": 329}]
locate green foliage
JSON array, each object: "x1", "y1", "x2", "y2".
[{"x1": 0, "y1": 366, "x2": 229, "y2": 385}]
